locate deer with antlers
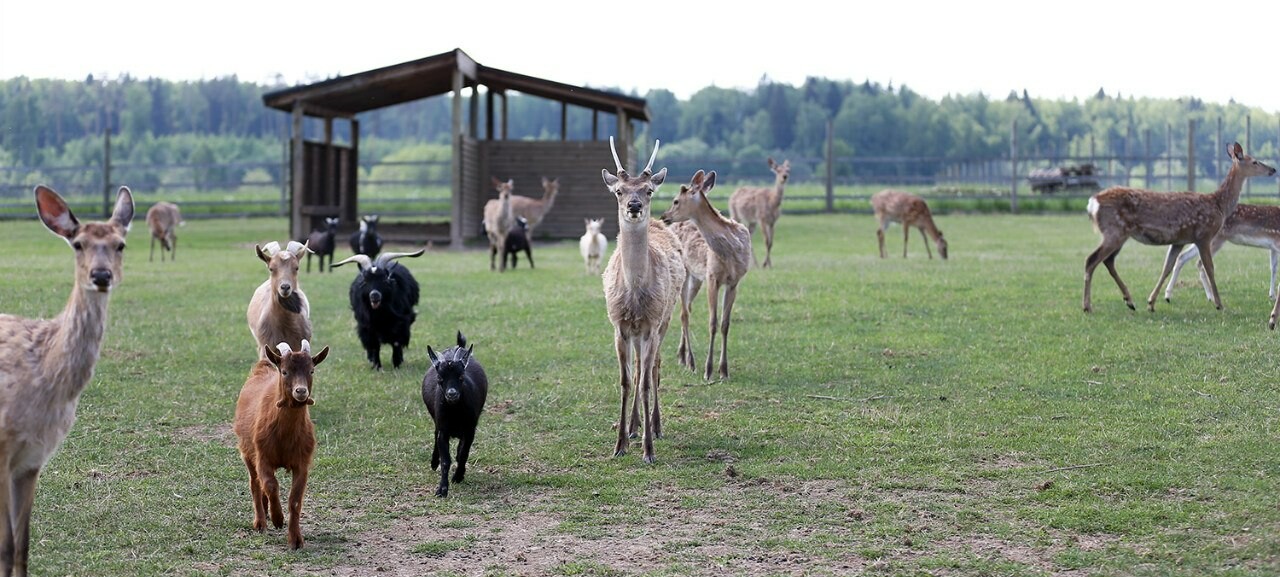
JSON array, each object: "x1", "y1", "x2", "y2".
[
  {"x1": 1083, "y1": 142, "x2": 1276, "y2": 313},
  {"x1": 601, "y1": 137, "x2": 685, "y2": 464},
  {"x1": 0, "y1": 185, "x2": 133, "y2": 577},
  {"x1": 661, "y1": 170, "x2": 752, "y2": 381},
  {"x1": 728, "y1": 158, "x2": 790, "y2": 268},
  {"x1": 871, "y1": 190, "x2": 948, "y2": 260}
]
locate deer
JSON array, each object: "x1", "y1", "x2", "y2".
[
  {"x1": 1083, "y1": 142, "x2": 1276, "y2": 313},
  {"x1": 871, "y1": 190, "x2": 948, "y2": 260},
  {"x1": 728, "y1": 158, "x2": 790, "y2": 268},
  {"x1": 0, "y1": 185, "x2": 133, "y2": 577},
  {"x1": 601, "y1": 137, "x2": 685, "y2": 464},
  {"x1": 1163, "y1": 204, "x2": 1280, "y2": 307},
  {"x1": 482, "y1": 178, "x2": 516, "y2": 271},
  {"x1": 509, "y1": 176, "x2": 559, "y2": 239},
  {"x1": 146, "y1": 201, "x2": 181, "y2": 262},
  {"x1": 660, "y1": 169, "x2": 752, "y2": 381}
]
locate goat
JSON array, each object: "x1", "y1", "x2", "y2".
[
  {"x1": 349, "y1": 215, "x2": 384, "y2": 258},
  {"x1": 247, "y1": 240, "x2": 313, "y2": 359},
  {"x1": 601, "y1": 137, "x2": 685, "y2": 464},
  {"x1": 0, "y1": 185, "x2": 133, "y2": 576},
  {"x1": 1084, "y1": 142, "x2": 1276, "y2": 313},
  {"x1": 661, "y1": 169, "x2": 752, "y2": 381},
  {"x1": 482, "y1": 178, "x2": 515, "y2": 271},
  {"x1": 333, "y1": 250, "x2": 426, "y2": 369},
  {"x1": 146, "y1": 201, "x2": 181, "y2": 262},
  {"x1": 502, "y1": 216, "x2": 534, "y2": 271},
  {"x1": 728, "y1": 158, "x2": 790, "y2": 268},
  {"x1": 234, "y1": 340, "x2": 329, "y2": 550},
  {"x1": 580, "y1": 218, "x2": 608, "y2": 275},
  {"x1": 1164, "y1": 203, "x2": 1280, "y2": 306},
  {"x1": 421, "y1": 331, "x2": 488, "y2": 498},
  {"x1": 509, "y1": 176, "x2": 560, "y2": 239},
  {"x1": 305, "y1": 217, "x2": 339, "y2": 273},
  {"x1": 871, "y1": 190, "x2": 948, "y2": 260}
]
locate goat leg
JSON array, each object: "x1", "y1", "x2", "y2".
[
  {"x1": 435, "y1": 431, "x2": 452, "y2": 498},
  {"x1": 453, "y1": 434, "x2": 473, "y2": 483},
  {"x1": 392, "y1": 344, "x2": 404, "y2": 369},
  {"x1": 287, "y1": 468, "x2": 308, "y2": 549}
]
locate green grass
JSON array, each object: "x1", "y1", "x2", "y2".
[{"x1": 4, "y1": 211, "x2": 1280, "y2": 575}]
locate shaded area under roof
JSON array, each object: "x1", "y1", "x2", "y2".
[{"x1": 262, "y1": 48, "x2": 650, "y2": 121}]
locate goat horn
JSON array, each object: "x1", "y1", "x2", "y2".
[
  {"x1": 261, "y1": 241, "x2": 282, "y2": 256},
  {"x1": 609, "y1": 136, "x2": 624, "y2": 173},
  {"x1": 642, "y1": 139, "x2": 661, "y2": 175},
  {"x1": 275, "y1": 342, "x2": 294, "y2": 355},
  {"x1": 300, "y1": 339, "x2": 311, "y2": 354},
  {"x1": 287, "y1": 240, "x2": 312, "y2": 256},
  {"x1": 378, "y1": 249, "x2": 426, "y2": 264},
  {"x1": 332, "y1": 254, "x2": 372, "y2": 270}
]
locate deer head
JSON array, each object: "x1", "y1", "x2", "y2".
[
  {"x1": 264, "y1": 339, "x2": 329, "y2": 407},
  {"x1": 1228, "y1": 142, "x2": 1278, "y2": 178},
  {"x1": 37, "y1": 185, "x2": 134, "y2": 294},
  {"x1": 602, "y1": 137, "x2": 665, "y2": 225},
  {"x1": 257, "y1": 240, "x2": 311, "y2": 303},
  {"x1": 768, "y1": 158, "x2": 791, "y2": 185},
  {"x1": 661, "y1": 170, "x2": 717, "y2": 225}
]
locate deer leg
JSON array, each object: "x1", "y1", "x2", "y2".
[
  {"x1": 652, "y1": 323, "x2": 667, "y2": 440},
  {"x1": 919, "y1": 227, "x2": 933, "y2": 259},
  {"x1": 1194, "y1": 236, "x2": 1229, "y2": 302},
  {"x1": 704, "y1": 277, "x2": 721, "y2": 382},
  {"x1": 1147, "y1": 244, "x2": 1186, "y2": 311},
  {"x1": 678, "y1": 275, "x2": 703, "y2": 370},
  {"x1": 747, "y1": 222, "x2": 760, "y2": 266},
  {"x1": 762, "y1": 221, "x2": 775, "y2": 268},
  {"x1": 435, "y1": 431, "x2": 452, "y2": 497},
  {"x1": 638, "y1": 335, "x2": 659, "y2": 464},
  {"x1": 490, "y1": 241, "x2": 498, "y2": 271},
  {"x1": 901, "y1": 225, "x2": 910, "y2": 258},
  {"x1": 9, "y1": 468, "x2": 37, "y2": 577},
  {"x1": 0, "y1": 461, "x2": 12, "y2": 576},
  {"x1": 1165, "y1": 245, "x2": 1200, "y2": 302},
  {"x1": 628, "y1": 342, "x2": 642, "y2": 440},
  {"x1": 286, "y1": 467, "x2": 308, "y2": 549},
  {"x1": 1195, "y1": 241, "x2": 1225, "y2": 311},
  {"x1": 171, "y1": 236, "x2": 177, "y2": 262},
  {"x1": 257, "y1": 462, "x2": 284, "y2": 529},
  {"x1": 718, "y1": 282, "x2": 740, "y2": 380},
  {"x1": 1084, "y1": 238, "x2": 1130, "y2": 312},
  {"x1": 1271, "y1": 248, "x2": 1279, "y2": 300},
  {"x1": 876, "y1": 227, "x2": 887, "y2": 259},
  {"x1": 244, "y1": 455, "x2": 267, "y2": 532},
  {"x1": 613, "y1": 331, "x2": 632, "y2": 457},
  {"x1": 149, "y1": 235, "x2": 156, "y2": 262}
]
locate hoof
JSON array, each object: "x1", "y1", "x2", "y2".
[
  {"x1": 642, "y1": 454, "x2": 657, "y2": 465},
  {"x1": 435, "y1": 486, "x2": 449, "y2": 498},
  {"x1": 1165, "y1": 297, "x2": 1171, "y2": 303}
]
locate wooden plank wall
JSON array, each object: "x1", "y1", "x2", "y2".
[
  {"x1": 478, "y1": 140, "x2": 623, "y2": 241},
  {"x1": 459, "y1": 136, "x2": 483, "y2": 239}
]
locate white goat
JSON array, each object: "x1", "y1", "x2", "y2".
[{"x1": 579, "y1": 218, "x2": 608, "y2": 275}]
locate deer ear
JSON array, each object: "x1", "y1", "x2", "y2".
[
  {"x1": 767, "y1": 157, "x2": 776, "y2": 169},
  {"x1": 1230, "y1": 142, "x2": 1244, "y2": 160},
  {"x1": 111, "y1": 186, "x2": 135, "y2": 232},
  {"x1": 650, "y1": 167, "x2": 667, "y2": 188},
  {"x1": 35, "y1": 185, "x2": 80, "y2": 241},
  {"x1": 703, "y1": 170, "x2": 717, "y2": 191},
  {"x1": 602, "y1": 169, "x2": 619, "y2": 188}
]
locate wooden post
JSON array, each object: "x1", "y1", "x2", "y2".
[
  {"x1": 592, "y1": 110, "x2": 599, "y2": 141},
  {"x1": 1010, "y1": 120, "x2": 1018, "y2": 213},
  {"x1": 450, "y1": 69, "x2": 464, "y2": 249},
  {"x1": 468, "y1": 86, "x2": 478, "y2": 139},
  {"x1": 1216, "y1": 116, "x2": 1223, "y2": 180},
  {"x1": 324, "y1": 117, "x2": 334, "y2": 214},
  {"x1": 1186, "y1": 119, "x2": 1196, "y2": 192},
  {"x1": 1246, "y1": 115, "x2": 1252, "y2": 197},
  {"x1": 1166, "y1": 123, "x2": 1173, "y2": 191},
  {"x1": 825, "y1": 118, "x2": 834, "y2": 213},
  {"x1": 500, "y1": 92, "x2": 508, "y2": 140},
  {"x1": 561, "y1": 102, "x2": 568, "y2": 141},
  {"x1": 102, "y1": 125, "x2": 111, "y2": 218},
  {"x1": 615, "y1": 108, "x2": 630, "y2": 170},
  {"x1": 290, "y1": 102, "x2": 305, "y2": 241},
  {"x1": 1144, "y1": 129, "x2": 1152, "y2": 190},
  {"x1": 347, "y1": 118, "x2": 359, "y2": 225},
  {"x1": 485, "y1": 90, "x2": 494, "y2": 141}
]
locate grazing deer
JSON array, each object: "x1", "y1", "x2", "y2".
[
  {"x1": 0, "y1": 185, "x2": 133, "y2": 577},
  {"x1": 510, "y1": 177, "x2": 560, "y2": 239},
  {"x1": 1083, "y1": 142, "x2": 1276, "y2": 313},
  {"x1": 728, "y1": 158, "x2": 790, "y2": 268},
  {"x1": 146, "y1": 201, "x2": 181, "y2": 262},
  {"x1": 1163, "y1": 204, "x2": 1280, "y2": 306},
  {"x1": 871, "y1": 190, "x2": 948, "y2": 260},
  {"x1": 661, "y1": 170, "x2": 752, "y2": 381},
  {"x1": 601, "y1": 137, "x2": 685, "y2": 464},
  {"x1": 482, "y1": 178, "x2": 515, "y2": 271}
]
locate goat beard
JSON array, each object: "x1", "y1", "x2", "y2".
[{"x1": 278, "y1": 292, "x2": 304, "y2": 314}]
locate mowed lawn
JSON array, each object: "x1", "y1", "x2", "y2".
[{"x1": 2, "y1": 209, "x2": 1280, "y2": 576}]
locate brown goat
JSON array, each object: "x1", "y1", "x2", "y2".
[
  {"x1": 728, "y1": 158, "x2": 790, "y2": 268},
  {"x1": 871, "y1": 190, "x2": 948, "y2": 260},
  {"x1": 0, "y1": 185, "x2": 133, "y2": 577},
  {"x1": 146, "y1": 201, "x2": 181, "y2": 262},
  {"x1": 234, "y1": 340, "x2": 329, "y2": 550},
  {"x1": 247, "y1": 241, "x2": 313, "y2": 358}
]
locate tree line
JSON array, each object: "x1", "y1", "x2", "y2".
[{"x1": 1, "y1": 74, "x2": 1278, "y2": 182}]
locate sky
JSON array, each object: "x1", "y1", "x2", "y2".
[{"x1": 3, "y1": 0, "x2": 1280, "y2": 112}]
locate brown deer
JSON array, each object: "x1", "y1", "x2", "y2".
[
  {"x1": 661, "y1": 170, "x2": 752, "y2": 381},
  {"x1": 871, "y1": 190, "x2": 948, "y2": 260},
  {"x1": 146, "y1": 201, "x2": 181, "y2": 262},
  {"x1": 601, "y1": 137, "x2": 685, "y2": 464},
  {"x1": 728, "y1": 158, "x2": 790, "y2": 268},
  {"x1": 1163, "y1": 204, "x2": 1280, "y2": 306},
  {"x1": 482, "y1": 178, "x2": 515, "y2": 271},
  {"x1": 0, "y1": 185, "x2": 133, "y2": 577},
  {"x1": 1083, "y1": 142, "x2": 1276, "y2": 313},
  {"x1": 510, "y1": 176, "x2": 559, "y2": 238}
]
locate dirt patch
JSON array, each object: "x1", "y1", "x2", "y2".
[{"x1": 174, "y1": 422, "x2": 235, "y2": 446}]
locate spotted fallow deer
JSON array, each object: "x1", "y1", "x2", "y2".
[
  {"x1": 661, "y1": 170, "x2": 752, "y2": 381},
  {"x1": 871, "y1": 190, "x2": 948, "y2": 260},
  {"x1": 1083, "y1": 142, "x2": 1276, "y2": 313},
  {"x1": 0, "y1": 185, "x2": 134, "y2": 577},
  {"x1": 728, "y1": 157, "x2": 790, "y2": 268},
  {"x1": 1163, "y1": 203, "x2": 1280, "y2": 307},
  {"x1": 601, "y1": 137, "x2": 685, "y2": 464}
]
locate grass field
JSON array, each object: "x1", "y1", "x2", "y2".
[{"x1": 3, "y1": 210, "x2": 1280, "y2": 576}]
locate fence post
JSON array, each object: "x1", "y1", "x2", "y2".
[
  {"x1": 1166, "y1": 123, "x2": 1173, "y2": 191},
  {"x1": 102, "y1": 127, "x2": 111, "y2": 218},
  {"x1": 1186, "y1": 119, "x2": 1196, "y2": 192},
  {"x1": 1246, "y1": 115, "x2": 1252, "y2": 197},
  {"x1": 825, "y1": 118, "x2": 834, "y2": 213},
  {"x1": 1144, "y1": 129, "x2": 1152, "y2": 190},
  {"x1": 1010, "y1": 120, "x2": 1018, "y2": 213},
  {"x1": 1216, "y1": 116, "x2": 1223, "y2": 181}
]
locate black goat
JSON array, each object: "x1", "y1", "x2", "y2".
[
  {"x1": 422, "y1": 331, "x2": 488, "y2": 498},
  {"x1": 349, "y1": 215, "x2": 384, "y2": 258},
  {"x1": 502, "y1": 216, "x2": 534, "y2": 271},
  {"x1": 333, "y1": 249, "x2": 424, "y2": 369},
  {"x1": 305, "y1": 217, "x2": 339, "y2": 273}
]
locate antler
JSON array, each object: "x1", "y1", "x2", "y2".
[
  {"x1": 642, "y1": 139, "x2": 661, "y2": 175},
  {"x1": 332, "y1": 254, "x2": 372, "y2": 270},
  {"x1": 609, "y1": 136, "x2": 625, "y2": 174}
]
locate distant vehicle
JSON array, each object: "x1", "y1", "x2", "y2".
[{"x1": 1028, "y1": 163, "x2": 1100, "y2": 193}]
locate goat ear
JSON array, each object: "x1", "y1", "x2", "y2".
[
  {"x1": 461, "y1": 344, "x2": 474, "y2": 369},
  {"x1": 427, "y1": 345, "x2": 440, "y2": 365},
  {"x1": 111, "y1": 186, "x2": 135, "y2": 232},
  {"x1": 35, "y1": 185, "x2": 80, "y2": 241},
  {"x1": 263, "y1": 344, "x2": 282, "y2": 367},
  {"x1": 456, "y1": 331, "x2": 467, "y2": 348},
  {"x1": 311, "y1": 346, "x2": 329, "y2": 366},
  {"x1": 255, "y1": 244, "x2": 272, "y2": 264}
]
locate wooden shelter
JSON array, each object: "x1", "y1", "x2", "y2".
[{"x1": 261, "y1": 48, "x2": 651, "y2": 245}]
